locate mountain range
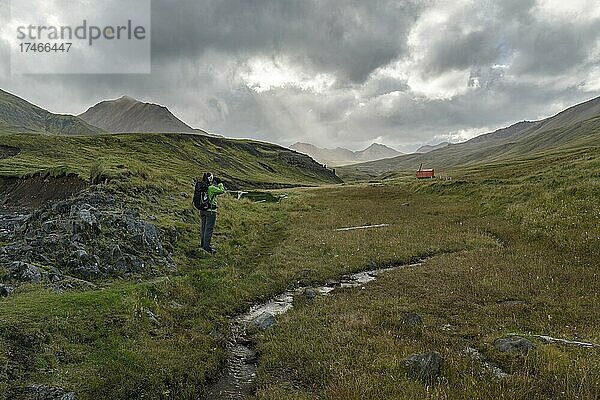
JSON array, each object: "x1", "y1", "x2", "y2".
[
  {"x1": 0, "y1": 89, "x2": 103, "y2": 135},
  {"x1": 0, "y1": 89, "x2": 210, "y2": 136},
  {"x1": 290, "y1": 142, "x2": 402, "y2": 166},
  {"x1": 2, "y1": 88, "x2": 598, "y2": 179},
  {"x1": 340, "y1": 96, "x2": 600, "y2": 177},
  {"x1": 416, "y1": 142, "x2": 450, "y2": 153}
]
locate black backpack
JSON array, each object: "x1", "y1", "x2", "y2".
[{"x1": 193, "y1": 180, "x2": 209, "y2": 210}]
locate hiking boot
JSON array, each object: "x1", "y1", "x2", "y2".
[{"x1": 203, "y1": 247, "x2": 217, "y2": 255}]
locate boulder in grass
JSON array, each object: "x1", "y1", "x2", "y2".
[
  {"x1": 403, "y1": 312, "x2": 423, "y2": 326},
  {"x1": 494, "y1": 336, "x2": 535, "y2": 353},
  {"x1": 303, "y1": 287, "x2": 318, "y2": 299},
  {"x1": 404, "y1": 351, "x2": 443, "y2": 382}
]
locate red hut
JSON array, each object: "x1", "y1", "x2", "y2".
[{"x1": 416, "y1": 163, "x2": 435, "y2": 179}]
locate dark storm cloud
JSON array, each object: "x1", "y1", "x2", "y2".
[
  {"x1": 0, "y1": 0, "x2": 598, "y2": 152},
  {"x1": 151, "y1": 0, "x2": 425, "y2": 82},
  {"x1": 417, "y1": 29, "x2": 506, "y2": 77},
  {"x1": 509, "y1": 20, "x2": 599, "y2": 76},
  {"x1": 408, "y1": 1, "x2": 599, "y2": 79}
]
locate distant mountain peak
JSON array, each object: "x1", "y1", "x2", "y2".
[
  {"x1": 116, "y1": 95, "x2": 137, "y2": 102},
  {"x1": 79, "y1": 96, "x2": 207, "y2": 134},
  {"x1": 367, "y1": 143, "x2": 390, "y2": 148},
  {"x1": 290, "y1": 142, "x2": 402, "y2": 166}
]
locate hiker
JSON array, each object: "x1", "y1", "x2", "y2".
[{"x1": 195, "y1": 172, "x2": 226, "y2": 254}]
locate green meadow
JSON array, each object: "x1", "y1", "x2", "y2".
[{"x1": 0, "y1": 132, "x2": 598, "y2": 399}]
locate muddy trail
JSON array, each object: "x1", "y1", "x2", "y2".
[{"x1": 204, "y1": 260, "x2": 424, "y2": 400}]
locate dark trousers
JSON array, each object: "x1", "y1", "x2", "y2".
[{"x1": 200, "y1": 210, "x2": 217, "y2": 251}]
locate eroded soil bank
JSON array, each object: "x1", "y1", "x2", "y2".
[{"x1": 0, "y1": 174, "x2": 87, "y2": 209}]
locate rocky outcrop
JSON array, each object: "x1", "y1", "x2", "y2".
[
  {"x1": 0, "y1": 188, "x2": 173, "y2": 288},
  {"x1": 0, "y1": 283, "x2": 14, "y2": 296},
  {"x1": 24, "y1": 384, "x2": 75, "y2": 400}
]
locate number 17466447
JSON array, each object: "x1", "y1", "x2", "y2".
[{"x1": 19, "y1": 42, "x2": 72, "y2": 53}]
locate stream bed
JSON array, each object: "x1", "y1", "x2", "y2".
[{"x1": 205, "y1": 261, "x2": 424, "y2": 399}]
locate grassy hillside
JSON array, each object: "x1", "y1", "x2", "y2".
[
  {"x1": 0, "y1": 89, "x2": 104, "y2": 135},
  {"x1": 0, "y1": 132, "x2": 341, "y2": 189},
  {"x1": 340, "y1": 96, "x2": 600, "y2": 178}
]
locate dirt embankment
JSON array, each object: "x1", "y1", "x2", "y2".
[
  {"x1": 0, "y1": 145, "x2": 20, "y2": 159},
  {"x1": 0, "y1": 174, "x2": 88, "y2": 209}
]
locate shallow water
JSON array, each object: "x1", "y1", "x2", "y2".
[{"x1": 204, "y1": 261, "x2": 423, "y2": 399}]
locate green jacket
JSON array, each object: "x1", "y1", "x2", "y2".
[{"x1": 207, "y1": 183, "x2": 225, "y2": 211}]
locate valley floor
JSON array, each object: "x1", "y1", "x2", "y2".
[{"x1": 0, "y1": 143, "x2": 598, "y2": 399}]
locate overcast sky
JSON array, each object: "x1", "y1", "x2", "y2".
[{"x1": 1, "y1": 0, "x2": 599, "y2": 152}]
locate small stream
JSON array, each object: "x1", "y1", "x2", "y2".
[{"x1": 204, "y1": 261, "x2": 424, "y2": 399}]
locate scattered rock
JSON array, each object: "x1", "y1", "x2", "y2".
[
  {"x1": 251, "y1": 312, "x2": 276, "y2": 330},
  {"x1": 24, "y1": 384, "x2": 75, "y2": 400},
  {"x1": 43, "y1": 234, "x2": 60, "y2": 245},
  {"x1": 0, "y1": 283, "x2": 14, "y2": 296},
  {"x1": 403, "y1": 312, "x2": 423, "y2": 326},
  {"x1": 494, "y1": 336, "x2": 535, "y2": 353},
  {"x1": 48, "y1": 267, "x2": 64, "y2": 283},
  {"x1": 42, "y1": 220, "x2": 57, "y2": 233},
  {"x1": 401, "y1": 203, "x2": 410, "y2": 207},
  {"x1": 77, "y1": 208, "x2": 99, "y2": 230},
  {"x1": 67, "y1": 250, "x2": 101, "y2": 279},
  {"x1": 303, "y1": 287, "x2": 318, "y2": 299},
  {"x1": 465, "y1": 346, "x2": 484, "y2": 360},
  {"x1": 110, "y1": 244, "x2": 122, "y2": 261},
  {"x1": 9, "y1": 261, "x2": 42, "y2": 283},
  {"x1": 145, "y1": 309, "x2": 159, "y2": 324},
  {"x1": 465, "y1": 347, "x2": 509, "y2": 379},
  {"x1": 70, "y1": 204, "x2": 100, "y2": 234},
  {"x1": 169, "y1": 300, "x2": 183, "y2": 309},
  {"x1": 404, "y1": 351, "x2": 443, "y2": 382}
]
